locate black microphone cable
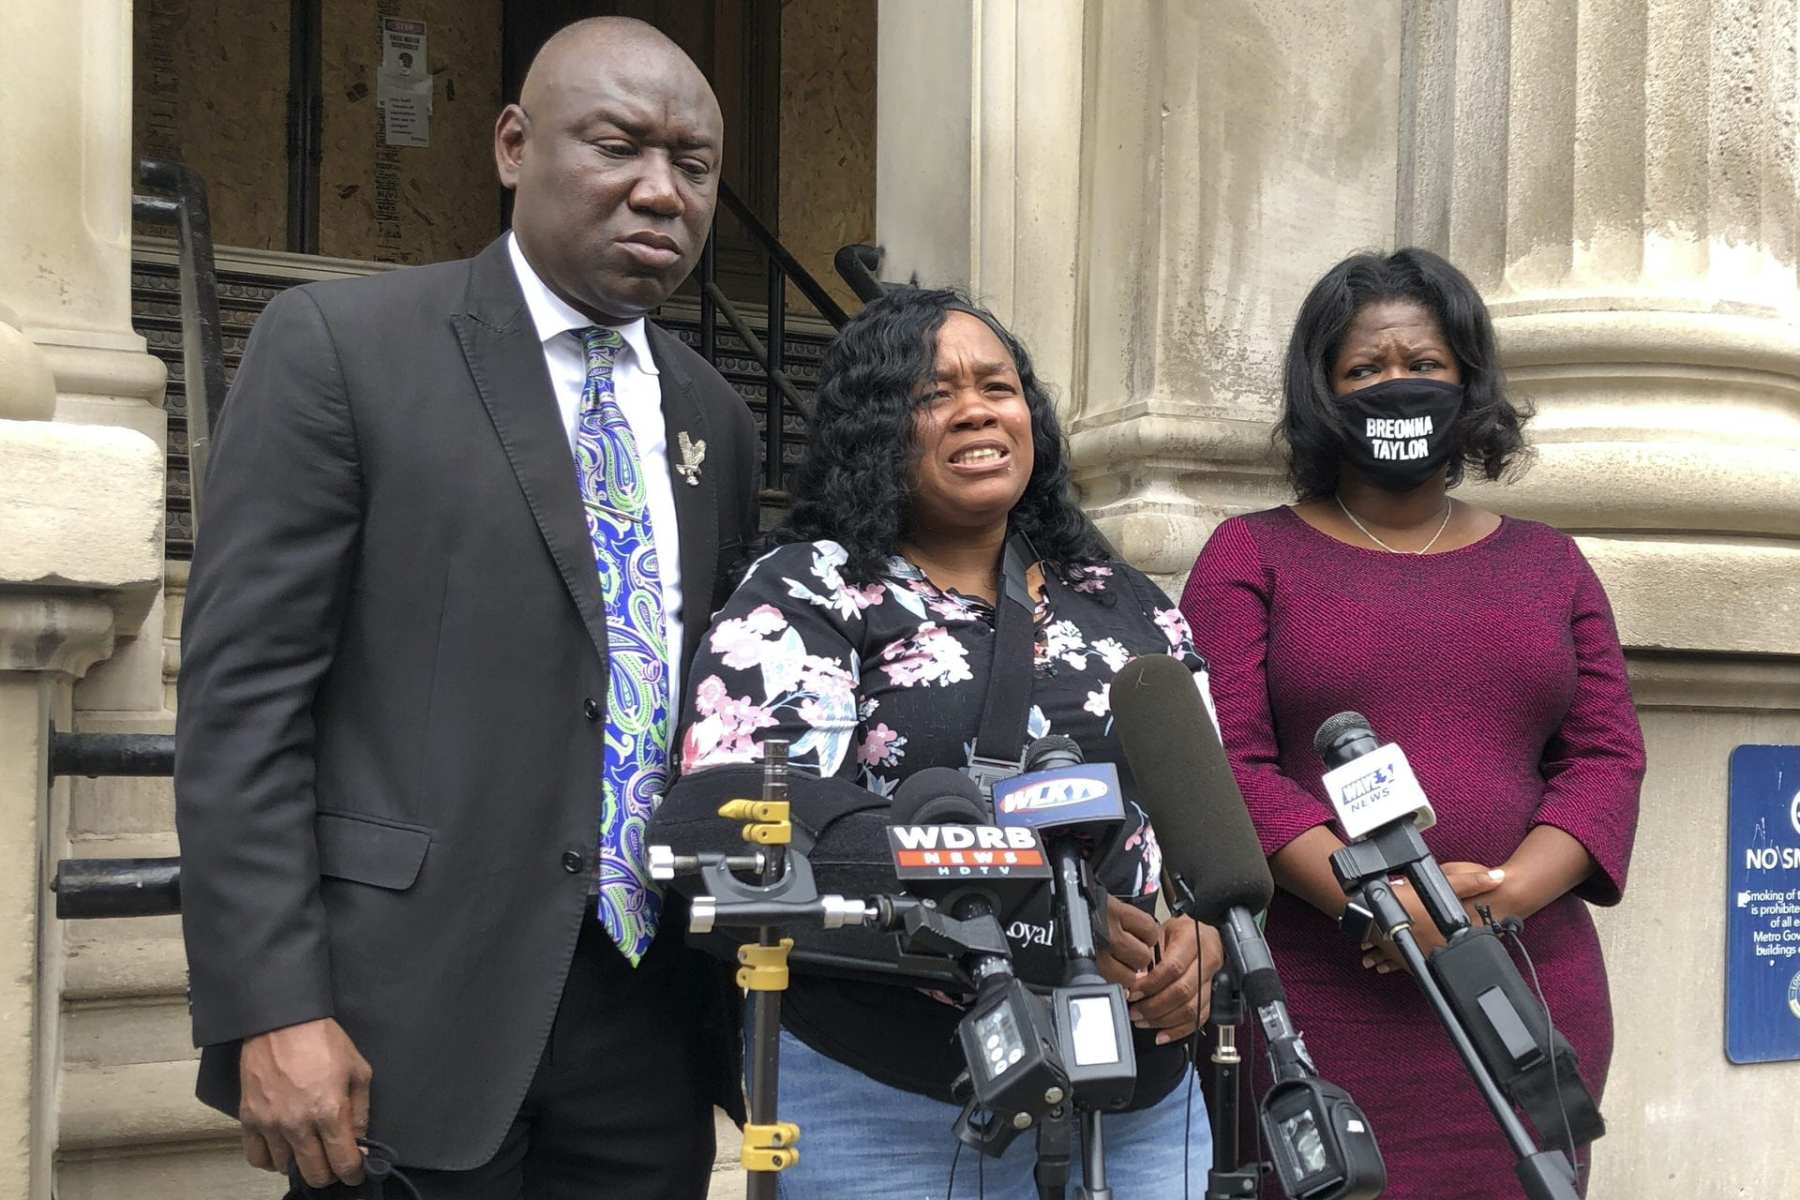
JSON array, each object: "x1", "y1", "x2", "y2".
[
  {"x1": 282, "y1": 1139, "x2": 423, "y2": 1200},
  {"x1": 1181, "y1": 912, "x2": 1200, "y2": 1200},
  {"x1": 941, "y1": 1104, "x2": 988, "y2": 1199}
]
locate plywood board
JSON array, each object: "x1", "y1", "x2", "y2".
[
  {"x1": 778, "y1": 0, "x2": 875, "y2": 315},
  {"x1": 318, "y1": 0, "x2": 505, "y2": 265},
  {"x1": 133, "y1": 0, "x2": 291, "y2": 250}
]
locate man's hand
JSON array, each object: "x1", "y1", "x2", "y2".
[
  {"x1": 1096, "y1": 896, "x2": 1159, "y2": 989},
  {"x1": 1361, "y1": 864, "x2": 1506, "y2": 975},
  {"x1": 1128, "y1": 917, "x2": 1224, "y2": 1044},
  {"x1": 238, "y1": 1017, "x2": 372, "y2": 1187}
]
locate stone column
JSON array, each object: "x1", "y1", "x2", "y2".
[
  {"x1": 877, "y1": 1, "x2": 1406, "y2": 588},
  {"x1": 1397, "y1": 2, "x2": 1800, "y2": 1195},
  {"x1": 0, "y1": 333, "x2": 162, "y2": 1197},
  {"x1": 1066, "y1": 1, "x2": 1403, "y2": 587},
  {"x1": 0, "y1": 2, "x2": 170, "y2": 1196},
  {"x1": 875, "y1": 0, "x2": 1089, "y2": 397}
]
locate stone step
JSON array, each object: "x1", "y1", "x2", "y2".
[
  {"x1": 63, "y1": 993, "x2": 194, "y2": 1069},
  {"x1": 59, "y1": 1060, "x2": 746, "y2": 1196},
  {"x1": 60, "y1": 1059, "x2": 237, "y2": 1153},
  {"x1": 61, "y1": 1140, "x2": 746, "y2": 1200},
  {"x1": 57, "y1": 1138, "x2": 275, "y2": 1200}
]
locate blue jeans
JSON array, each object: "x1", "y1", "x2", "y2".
[{"x1": 755, "y1": 1028, "x2": 1212, "y2": 1200}]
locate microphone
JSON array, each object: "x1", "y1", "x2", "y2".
[
  {"x1": 1311, "y1": 711, "x2": 1464, "y2": 939},
  {"x1": 1112, "y1": 655, "x2": 1385, "y2": 1200},
  {"x1": 883, "y1": 768, "x2": 1071, "y2": 1156},
  {"x1": 991, "y1": 735, "x2": 1126, "y2": 839},
  {"x1": 885, "y1": 768, "x2": 1049, "y2": 911},
  {"x1": 1311, "y1": 713, "x2": 1607, "y2": 1161},
  {"x1": 990, "y1": 735, "x2": 1123, "y2": 970},
  {"x1": 1314, "y1": 710, "x2": 1436, "y2": 838},
  {"x1": 990, "y1": 735, "x2": 1138, "y2": 1113},
  {"x1": 1109, "y1": 657, "x2": 1295, "y2": 1047},
  {"x1": 1108, "y1": 655, "x2": 1273, "y2": 923},
  {"x1": 891, "y1": 767, "x2": 990, "y2": 825}
]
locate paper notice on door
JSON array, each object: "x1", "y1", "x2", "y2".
[{"x1": 378, "y1": 17, "x2": 431, "y2": 147}]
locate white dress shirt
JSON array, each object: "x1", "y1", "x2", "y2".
[{"x1": 506, "y1": 232, "x2": 685, "y2": 708}]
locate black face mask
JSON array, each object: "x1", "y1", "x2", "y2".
[{"x1": 1336, "y1": 377, "x2": 1465, "y2": 492}]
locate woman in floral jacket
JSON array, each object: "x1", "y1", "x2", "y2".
[{"x1": 670, "y1": 289, "x2": 1220, "y2": 1198}]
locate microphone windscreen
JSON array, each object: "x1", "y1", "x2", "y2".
[
  {"x1": 1021, "y1": 734, "x2": 1083, "y2": 773},
  {"x1": 1313, "y1": 710, "x2": 1377, "y2": 767},
  {"x1": 1109, "y1": 655, "x2": 1274, "y2": 921},
  {"x1": 889, "y1": 767, "x2": 988, "y2": 826}
]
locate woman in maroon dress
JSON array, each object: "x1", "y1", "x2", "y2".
[{"x1": 1180, "y1": 249, "x2": 1644, "y2": 1198}]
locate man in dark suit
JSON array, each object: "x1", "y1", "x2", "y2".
[{"x1": 175, "y1": 18, "x2": 754, "y2": 1198}]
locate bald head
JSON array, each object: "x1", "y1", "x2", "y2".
[
  {"x1": 519, "y1": 17, "x2": 720, "y2": 131},
  {"x1": 496, "y1": 16, "x2": 724, "y2": 323}
]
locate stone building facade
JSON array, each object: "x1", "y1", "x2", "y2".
[{"x1": 0, "y1": 1, "x2": 1794, "y2": 1196}]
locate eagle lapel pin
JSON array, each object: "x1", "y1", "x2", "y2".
[{"x1": 675, "y1": 431, "x2": 706, "y2": 487}]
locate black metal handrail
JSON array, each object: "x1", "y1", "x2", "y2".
[
  {"x1": 50, "y1": 730, "x2": 175, "y2": 779},
  {"x1": 833, "y1": 244, "x2": 885, "y2": 304},
  {"x1": 717, "y1": 183, "x2": 850, "y2": 329},
  {"x1": 134, "y1": 159, "x2": 226, "y2": 522},
  {"x1": 53, "y1": 858, "x2": 182, "y2": 920},
  {"x1": 697, "y1": 182, "x2": 865, "y2": 497},
  {"x1": 48, "y1": 728, "x2": 181, "y2": 920}
]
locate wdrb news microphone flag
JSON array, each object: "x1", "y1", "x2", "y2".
[{"x1": 1319, "y1": 741, "x2": 1437, "y2": 841}]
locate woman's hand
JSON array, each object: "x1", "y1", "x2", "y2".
[
  {"x1": 1361, "y1": 863, "x2": 1505, "y2": 974},
  {"x1": 1128, "y1": 917, "x2": 1225, "y2": 1044},
  {"x1": 1097, "y1": 896, "x2": 1160, "y2": 988}
]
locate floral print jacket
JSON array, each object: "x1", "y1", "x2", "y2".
[
  {"x1": 679, "y1": 539, "x2": 1215, "y2": 903},
  {"x1": 673, "y1": 538, "x2": 1215, "y2": 1104}
]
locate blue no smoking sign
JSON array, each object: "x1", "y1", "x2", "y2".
[{"x1": 1726, "y1": 745, "x2": 1800, "y2": 1064}]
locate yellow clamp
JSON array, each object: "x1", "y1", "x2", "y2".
[
  {"x1": 737, "y1": 938, "x2": 793, "y2": 992},
  {"x1": 741, "y1": 1121, "x2": 801, "y2": 1173},
  {"x1": 718, "y1": 799, "x2": 791, "y2": 845},
  {"x1": 741, "y1": 821, "x2": 791, "y2": 845},
  {"x1": 718, "y1": 799, "x2": 789, "y2": 822}
]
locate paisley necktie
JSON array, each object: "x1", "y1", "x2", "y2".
[{"x1": 574, "y1": 326, "x2": 669, "y2": 964}]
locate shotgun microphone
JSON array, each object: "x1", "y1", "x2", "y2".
[{"x1": 1111, "y1": 655, "x2": 1385, "y2": 1200}]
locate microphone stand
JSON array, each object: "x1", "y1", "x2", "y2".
[
  {"x1": 1161, "y1": 871, "x2": 1260, "y2": 1200},
  {"x1": 1334, "y1": 824, "x2": 1580, "y2": 1200},
  {"x1": 1202, "y1": 963, "x2": 1261, "y2": 1199},
  {"x1": 735, "y1": 742, "x2": 797, "y2": 1200},
  {"x1": 1037, "y1": 842, "x2": 1119, "y2": 1200}
]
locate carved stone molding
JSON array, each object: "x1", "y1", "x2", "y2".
[
  {"x1": 1627, "y1": 649, "x2": 1800, "y2": 711},
  {"x1": 0, "y1": 305, "x2": 56, "y2": 423},
  {"x1": 0, "y1": 595, "x2": 116, "y2": 679},
  {"x1": 0, "y1": 419, "x2": 164, "y2": 634}
]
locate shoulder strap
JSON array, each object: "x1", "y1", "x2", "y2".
[{"x1": 967, "y1": 532, "x2": 1039, "y2": 796}]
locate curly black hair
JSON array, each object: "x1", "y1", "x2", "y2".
[
  {"x1": 1279, "y1": 247, "x2": 1532, "y2": 500},
  {"x1": 771, "y1": 287, "x2": 1103, "y2": 585}
]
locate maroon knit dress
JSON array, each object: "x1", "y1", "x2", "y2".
[{"x1": 1180, "y1": 507, "x2": 1644, "y2": 1199}]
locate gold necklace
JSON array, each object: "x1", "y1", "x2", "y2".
[{"x1": 1336, "y1": 495, "x2": 1455, "y2": 555}]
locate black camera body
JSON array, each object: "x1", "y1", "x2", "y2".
[
  {"x1": 1260, "y1": 1077, "x2": 1386, "y2": 1200},
  {"x1": 1430, "y1": 928, "x2": 1605, "y2": 1154}
]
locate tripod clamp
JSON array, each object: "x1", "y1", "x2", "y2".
[{"x1": 720, "y1": 790, "x2": 803, "y2": 1191}]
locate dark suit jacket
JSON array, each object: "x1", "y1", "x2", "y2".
[{"x1": 174, "y1": 236, "x2": 757, "y2": 1169}]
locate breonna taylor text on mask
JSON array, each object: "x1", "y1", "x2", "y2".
[{"x1": 1366, "y1": 414, "x2": 1434, "y2": 461}]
